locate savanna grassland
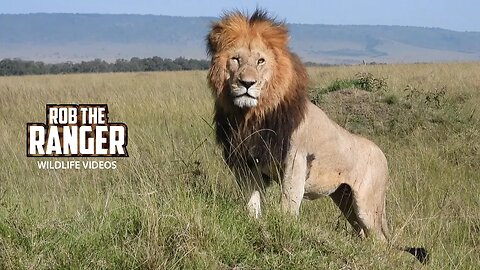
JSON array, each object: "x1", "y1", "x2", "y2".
[{"x1": 0, "y1": 62, "x2": 479, "y2": 269}]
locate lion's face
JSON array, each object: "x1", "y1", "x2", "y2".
[
  {"x1": 207, "y1": 11, "x2": 304, "y2": 114},
  {"x1": 226, "y1": 40, "x2": 274, "y2": 108}
]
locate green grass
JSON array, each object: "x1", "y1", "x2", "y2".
[
  {"x1": 311, "y1": 72, "x2": 387, "y2": 94},
  {"x1": 0, "y1": 63, "x2": 479, "y2": 269}
]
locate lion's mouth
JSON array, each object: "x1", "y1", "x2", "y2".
[
  {"x1": 234, "y1": 92, "x2": 257, "y2": 99},
  {"x1": 231, "y1": 86, "x2": 260, "y2": 99},
  {"x1": 232, "y1": 92, "x2": 258, "y2": 108},
  {"x1": 231, "y1": 86, "x2": 260, "y2": 108}
]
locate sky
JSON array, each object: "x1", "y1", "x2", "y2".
[{"x1": 1, "y1": 0, "x2": 479, "y2": 32}]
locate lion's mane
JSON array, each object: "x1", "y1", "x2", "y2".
[{"x1": 206, "y1": 10, "x2": 308, "y2": 169}]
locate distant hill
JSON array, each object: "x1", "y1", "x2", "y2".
[{"x1": 1, "y1": 13, "x2": 479, "y2": 64}]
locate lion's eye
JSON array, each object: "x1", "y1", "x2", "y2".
[{"x1": 257, "y1": 58, "x2": 266, "y2": 65}]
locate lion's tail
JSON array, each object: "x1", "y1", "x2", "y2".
[
  {"x1": 403, "y1": 247, "x2": 429, "y2": 264},
  {"x1": 382, "y1": 209, "x2": 429, "y2": 264}
]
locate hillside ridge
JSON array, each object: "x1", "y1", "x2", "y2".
[{"x1": 1, "y1": 13, "x2": 479, "y2": 63}]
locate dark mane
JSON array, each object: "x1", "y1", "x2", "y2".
[
  {"x1": 207, "y1": 9, "x2": 308, "y2": 176},
  {"x1": 249, "y1": 9, "x2": 284, "y2": 27},
  {"x1": 214, "y1": 52, "x2": 308, "y2": 174}
]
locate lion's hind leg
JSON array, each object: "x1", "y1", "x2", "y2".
[
  {"x1": 330, "y1": 183, "x2": 366, "y2": 238},
  {"x1": 330, "y1": 183, "x2": 388, "y2": 242},
  {"x1": 331, "y1": 184, "x2": 429, "y2": 264}
]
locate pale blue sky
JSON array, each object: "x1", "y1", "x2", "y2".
[{"x1": 1, "y1": 0, "x2": 479, "y2": 32}]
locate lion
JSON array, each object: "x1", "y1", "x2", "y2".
[{"x1": 206, "y1": 9, "x2": 428, "y2": 263}]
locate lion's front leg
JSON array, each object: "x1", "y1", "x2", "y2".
[
  {"x1": 236, "y1": 168, "x2": 267, "y2": 219},
  {"x1": 281, "y1": 150, "x2": 307, "y2": 216},
  {"x1": 247, "y1": 189, "x2": 262, "y2": 219}
]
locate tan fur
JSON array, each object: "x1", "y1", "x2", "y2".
[
  {"x1": 207, "y1": 10, "x2": 389, "y2": 241},
  {"x1": 286, "y1": 102, "x2": 390, "y2": 240}
]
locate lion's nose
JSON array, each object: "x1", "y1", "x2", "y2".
[{"x1": 239, "y1": 80, "x2": 256, "y2": 89}]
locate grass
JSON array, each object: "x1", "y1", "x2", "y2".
[
  {"x1": 311, "y1": 72, "x2": 387, "y2": 94},
  {"x1": 0, "y1": 62, "x2": 479, "y2": 269}
]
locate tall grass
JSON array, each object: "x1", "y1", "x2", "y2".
[{"x1": 0, "y1": 63, "x2": 479, "y2": 269}]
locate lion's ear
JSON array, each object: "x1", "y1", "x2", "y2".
[{"x1": 207, "y1": 23, "x2": 223, "y2": 56}]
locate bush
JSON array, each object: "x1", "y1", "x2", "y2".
[
  {"x1": 320, "y1": 72, "x2": 388, "y2": 93},
  {"x1": 354, "y1": 72, "x2": 387, "y2": 92}
]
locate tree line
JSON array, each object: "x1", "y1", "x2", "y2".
[
  {"x1": 0, "y1": 57, "x2": 211, "y2": 76},
  {"x1": 0, "y1": 57, "x2": 335, "y2": 76}
]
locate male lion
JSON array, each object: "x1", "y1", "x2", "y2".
[{"x1": 206, "y1": 9, "x2": 427, "y2": 263}]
